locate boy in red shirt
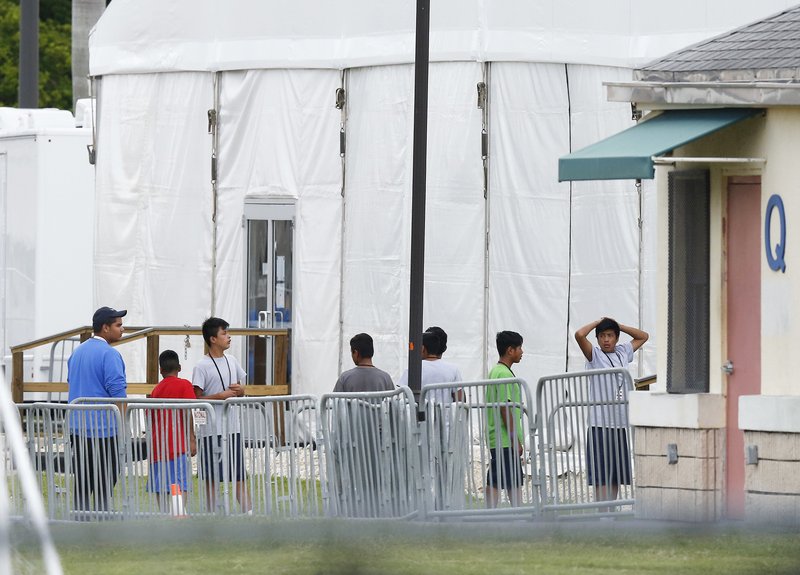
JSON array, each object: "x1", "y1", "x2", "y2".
[{"x1": 148, "y1": 350, "x2": 197, "y2": 511}]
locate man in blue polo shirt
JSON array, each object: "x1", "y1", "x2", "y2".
[{"x1": 68, "y1": 306, "x2": 128, "y2": 513}]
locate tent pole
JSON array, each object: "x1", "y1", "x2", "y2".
[
  {"x1": 338, "y1": 69, "x2": 348, "y2": 376},
  {"x1": 564, "y1": 63, "x2": 573, "y2": 372},
  {"x1": 481, "y1": 62, "x2": 490, "y2": 378},
  {"x1": 210, "y1": 72, "x2": 220, "y2": 315},
  {"x1": 407, "y1": 0, "x2": 430, "y2": 409}
]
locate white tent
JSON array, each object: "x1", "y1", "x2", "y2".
[{"x1": 88, "y1": 0, "x2": 796, "y2": 396}]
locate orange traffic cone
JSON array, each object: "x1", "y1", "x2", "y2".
[{"x1": 170, "y1": 483, "x2": 187, "y2": 518}]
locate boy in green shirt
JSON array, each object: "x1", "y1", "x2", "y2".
[{"x1": 485, "y1": 330, "x2": 525, "y2": 508}]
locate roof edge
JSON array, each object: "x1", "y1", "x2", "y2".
[
  {"x1": 635, "y1": 68, "x2": 800, "y2": 84},
  {"x1": 606, "y1": 80, "x2": 800, "y2": 108}
]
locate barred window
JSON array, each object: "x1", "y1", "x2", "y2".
[{"x1": 667, "y1": 170, "x2": 710, "y2": 393}]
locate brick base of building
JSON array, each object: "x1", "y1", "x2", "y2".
[
  {"x1": 633, "y1": 427, "x2": 723, "y2": 522},
  {"x1": 743, "y1": 430, "x2": 800, "y2": 525}
]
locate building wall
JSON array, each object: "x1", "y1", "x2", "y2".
[
  {"x1": 676, "y1": 110, "x2": 797, "y2": 396},
  {"x1": 754, "y1": 109, "x2": 798, "y2": 397},
  {"x1": 636, "y1": 108, "x2": 800, "y2": 522}
]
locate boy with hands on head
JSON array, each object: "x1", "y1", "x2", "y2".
[{"x1": 575, "y1": 317, "x2": 649, "y2": 509}]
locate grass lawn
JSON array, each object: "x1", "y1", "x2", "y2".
[{"x1": 12, "y1": 518, "x2": 799, "y2": 575}]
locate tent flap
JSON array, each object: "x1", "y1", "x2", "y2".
[{"x1": 558, "y1": 108, "x2": 762, "y2": 182}]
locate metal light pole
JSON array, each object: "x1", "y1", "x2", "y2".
[
  {"x1": 407, "y1": 0, "x2": 430, "y2": 411},
  {"x1": 18, "y1": 0, "x2": 39, "y2": 108}
]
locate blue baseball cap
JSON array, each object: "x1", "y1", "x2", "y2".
[{"x1": 92, "y1": 306, "x2": 127, "y2": 330}]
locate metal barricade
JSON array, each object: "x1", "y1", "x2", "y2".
[
  {"x1": 21, "y1": 402, "x2": 126, "y2": 521},
  {"x1": 16, "y1": 404, "x2": 70, "y2": 521},
  {"x1": 125, "y1": 400, "x2": 216, "y2": 518},
  {"x1": 420, "y1": 378, "x2": 539, "y2": 520},
  {"x1": 71, "y1": 397, "x2": 138, "y2": 432},
  {"x1": 73, "y1": 397, "x2": 218, "y2": 519},
  {"x1": 46, "y1": 337, "x2": 79, "y2": 403},
  {"x1": 535, "y1": 368, "x2": 635, "y2": 519},
  {"x1": 71, "y1": 396, "x2": 325, "y2": 519},
  {"x1": 16, "y1": 370, "x2": 636, "y2": 524},
  {"x1": 320, "y1": 387, "x2": 420, "y2": 519},
  {"x1": 219, "y1": 396, "x2": 324, "y2": 518}
]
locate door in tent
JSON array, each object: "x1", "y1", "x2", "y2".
[
  {"x1": 244, "y1": 201, "x2": 295, "y2": 386},
  {"x1": 724, "y1": 176, "x2": 761, "y2": 519}
]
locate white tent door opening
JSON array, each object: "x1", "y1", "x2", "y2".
[{"x1": 245, "y1": 201, "x2": 295, "y2": 387}]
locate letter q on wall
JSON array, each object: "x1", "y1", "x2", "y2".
[{"x1": 765, "y1": 194, "x2": 787, "y2": 273}]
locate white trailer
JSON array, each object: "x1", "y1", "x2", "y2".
[{"x1": 0, "y1": 108, "x2": 95, "y2": 392}]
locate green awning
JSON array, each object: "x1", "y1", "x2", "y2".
[{"x1": 558, "y1": 108, "x2": 762, "y2": 182}]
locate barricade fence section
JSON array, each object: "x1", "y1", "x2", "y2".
[
  {"x1": 319, "y1": 387, "x2": 420, "y2": 519},
  {"x1": 75, "y1": 397, "x2": 325, "y2": 519},
  {"x1": 420, "y1": 378, "x2": 539, "y2": 520},
  {"x1": 125, "y1": 401, "x2": 216, "y2": 518},
  {"x1": 535, "y1": 368, "x2": 635, "y2": 519},
  {"x1": 16, "y1": 404, "x2": 69, "y2": 521},
  {"x1": 11, "y1": 371, "x2": 635, "y2": 522},
  {"x1": 17, "y1": 402, "x2": 126, "y2": 521},
  {"x1": 219, "y1": 396, "x2": 324, "y2": 518}
]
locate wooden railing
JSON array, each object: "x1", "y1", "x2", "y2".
[
  {"x1": 9, "y1": 326, "x2": 290, "y2": 403},
  {"x1": 634, "y1": 374, "x2": 656, "y2": 391}
]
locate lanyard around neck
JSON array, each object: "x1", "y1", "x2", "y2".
[
  {"x1": 602, "y1": 349, "x2": 623, "y2": 368},
  {"x1": 211, "y1": 356, "x2": 232, "y2": 390}
]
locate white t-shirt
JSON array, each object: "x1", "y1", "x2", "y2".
[
  {"x1": 585, "y1": 341, "x2": 633, "y2": 428},
  {"x1": 192, "y1": 354, "x2": 247, "y2": 437},
  {"x1": 398, "y1": 359, "x2": 462, "y2": 404}
]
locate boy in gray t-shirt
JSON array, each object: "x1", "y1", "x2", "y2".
[
  {"x1": 192, "y1": 317, "x2": 251, "y2": 514},
  {"x1": 333, "y1": 333, "x2": 394, "y2": 392}
]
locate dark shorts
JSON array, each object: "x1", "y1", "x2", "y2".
[
  {"x1": 586, "y1": 427, "x2": 631, "y2": 486},
  {"x1": 486, "y1": 447, "x2": 524, "y2": 490},
  {"x1": 198, "y1": 434, "x2": 245, "y2": 482}
]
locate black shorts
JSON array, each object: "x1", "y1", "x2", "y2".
[
  {"x1": 486, "y1": 447, "x2": 524, "y2": 490},
  {"x1": 199, "y1": 434, "x2": 245, "y2": 482},
  {"x1": 586, "y1": 427, "x2": 631, "y2": 486}
]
